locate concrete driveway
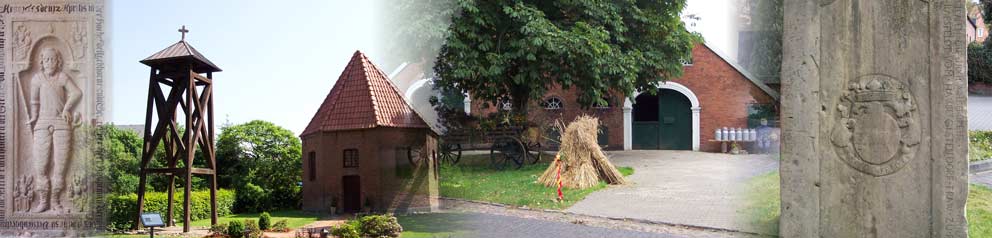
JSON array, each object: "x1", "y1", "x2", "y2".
[
  {"x1": 970, "y1": 95, "x2": 992, "y2": 131},
  {"x1": 566, "y1": 150, "x2": 778, "y2": 233}
]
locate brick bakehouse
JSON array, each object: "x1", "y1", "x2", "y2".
[{"x1": 300, "y1": 51, "x2": 439, "y2": 213}]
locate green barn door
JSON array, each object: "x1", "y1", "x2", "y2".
[
  {"x1": 632, "y1": 94, "x2": 660, "y2": 149},
  {"x1": 657, "y1": 89, "x2": 692, "y2": 150}
]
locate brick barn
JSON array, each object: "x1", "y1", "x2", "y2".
[
  {"x1": 300, "y1": 51, "x2": 439, "y2": 213},
  {"x1": 464, "y1": 42, "x2": 780, "y2": 152}
]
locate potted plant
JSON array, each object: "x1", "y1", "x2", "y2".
[{"x1": 329, "y1": 196, "x2": 339, "y2": 215}]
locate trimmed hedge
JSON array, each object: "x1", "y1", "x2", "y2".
[{"x1": 107, "y1": 189, "x2": 235, "y2": 231}]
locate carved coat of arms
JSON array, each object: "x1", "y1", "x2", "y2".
[{"x1": 830, "y1": 74, "x2": 921, "y2": 176}]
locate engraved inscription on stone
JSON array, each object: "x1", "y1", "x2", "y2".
[
  {"x1": 0, "y1": 1, "x2": 107, "y2": 234},
  {"x1": 830, "y1": 74, "x2": 920, "y2": 176}
]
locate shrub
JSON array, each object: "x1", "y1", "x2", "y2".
[
  {"x1": 258, "y1": 212, "x2": 271, "y2": 231},
  {"x1": 971, "y1": 131, "x2": 992, "y2": 162},
  {"x1": 331, "y1": 220, "x2": 361, "y2": 238},
  {"x1": 359, "y1": 214, "x2": 403, "y2": 238},
  {"x1": 235, "y1": 183, "x2": 268, "y2": 213},
  {"x1": 270, "y1": 219, "x2": 290, "y2": 232},
  {"x1": 227, "y1": 220, "x2": 245, "y2": 238},
  {"x1": 244, "y1": 219, "x2": 263, "y2": 238},
  {"x1": 208, "y1": 223, "x2": 228, "y2": 237},
  {"x1": 106, "y1": 189, "x2": 235, "y2": 232}
]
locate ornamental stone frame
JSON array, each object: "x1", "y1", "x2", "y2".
[
  {"x1": 0, "y1": 1, "x2": 107, "y2": 236},
  {"x1": 622, "y1": 81, "x2": 701, "y2": 151},
  {"x1": 781, "y1": 0, "x2": 968, "y2": 237}
]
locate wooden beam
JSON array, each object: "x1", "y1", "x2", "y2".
[{"x1": 191, "y1": 168, "x2": 215, "y2": 175}]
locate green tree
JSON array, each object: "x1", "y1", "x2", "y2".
[
  {"x1": 433, "y1": 0, "x2": 700, "y2": 112},
  {"x1": 740, "y1": 0, "x2": 782, "y2": 82},
  {"x1": 216, "y1": 120, "x2": 302, "y2": 211},
  {"x1": 969, "y1": 40, "x2": 992, "y2": 84},
  {"x1": 95, "y1": 125, "x2": 142, "y2": 194},
  {"x1": 96, "y1": 125, "x2": 209, "y2": 194}
]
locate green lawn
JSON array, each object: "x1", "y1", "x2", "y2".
[
  {"x1": 741, "y1": 172, "x2": 992, "y2": 237},
  {"x1": 177, "y1": 210, "x2": 320, "y2": 229},
  {"x1": 741, "y1": 171, "x2": 780, "y2": 235},
  {"x1": 440, "y1": 154, "x2": 633, "y2": 210},
  {"x1": 969, "y1": 184, "x2": 992, "y2": 237}
]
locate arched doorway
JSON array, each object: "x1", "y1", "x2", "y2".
[{"x1": 631, "y1": 89, "x2": 692, "y2": 150}]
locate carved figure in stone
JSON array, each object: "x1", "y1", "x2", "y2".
[
  {"x1": 830, "y1": 74, "x2": 921, "y2": 176},
  {"x1": 13, "y1": 24, "x2": 32, "y2": 61},
  {"x1": 13, "y1": 175, "x2": 34, "y2": 212},
  {"x1": 71, "y1": 22, "x2": 86, "y2": 59},
  {"x1": 24, "y1": 47, "x2": 82, "y2": 213},
  {"x1": 70, "y1": 175, "x2": 88, "y2": 213}
]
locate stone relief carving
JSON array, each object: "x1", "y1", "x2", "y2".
[
  {"x1": 23, "y1": 47, "x2": 82, "y2": 213},
  {"x1": 70, "y1": 22, "x2": 86, "y2": 60},
  {"x1": 830, "y1": 74, "x2": 921, "y2": 176},
  {"x1": 13, "y1": 24, "x2": 32, "y2": 61}
]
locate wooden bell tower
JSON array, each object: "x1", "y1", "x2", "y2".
[{"x1": 136, "y1": 26, "x2": 221, "y2": 232}]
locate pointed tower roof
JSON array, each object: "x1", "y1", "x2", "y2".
[
  {"x1": 140, "y1": 26, "x2": 222, "y2": 73},
  {"x1": 301, "y1": 51, "x2": 429, "y2": 137}
]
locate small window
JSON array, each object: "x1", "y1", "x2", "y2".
[
  {"x1": 980, "y1": 28, "x2": 985, "y2": 37},
  {"x1": 543, "y1": 97, "x2": 563, "y2": 110},
  {"x1": 308, "y1": 151, "x2": 316, "y2": 181},
  {"x1": 343, "y1": 149, "x2": 359, "y2": 168},
  {"x1": 499, "y1": 99, "x2": 513, "y2": 111},
  {"x1": 680, "y1": 56, "x2": 693, "y2": 66}
]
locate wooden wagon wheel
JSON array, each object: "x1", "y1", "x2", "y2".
[
  {"x1": 438, "y1": 142, "x2": 462, "y2": 165},
  {"x1": 406, "y1": 146, "x2": 424, "y2": 166},
  {"x1": 525, "y1": 141, "x2": 542, "y2": 164},
  {"x1": 490, "y1": 136, "x2": 526, "y2": 170}
]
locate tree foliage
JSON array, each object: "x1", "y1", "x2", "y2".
[
  {"x1": 740, "y1": 0, "x2": 782, "y2": 81},
  {"x1": 96, "y1": 125, "x2": 205, "y2": 194},
  {"x1": 216, "y1": 120, "x2": 302, "y2": 211},
  {"x1": 96, "y1": 125, "x2": 142, "y2": 194},
  {"x1": 433, "y1": 0, "x2": 700, "y2": 111},
  {"x1": 969, "y1": 40, "x2": 992, "y2": 84}
]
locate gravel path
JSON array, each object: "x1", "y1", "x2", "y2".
[{"x1": 566, "y1": 150, "x2": 778, "y2": 234}]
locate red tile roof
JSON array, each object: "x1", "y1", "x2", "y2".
[{"x1": 301, "y1": 51, "x2": 429, "y2": 137}]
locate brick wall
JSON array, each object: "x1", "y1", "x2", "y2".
[
  {"x1": 301, "y1": 128, "x2": 438, "y2": 213},
  {"x1": 669, "y1": 43, "x2": 776, "y2": 152},
  {"x1": 469, "y1": 43, "x2": 776, "y2": 152}
]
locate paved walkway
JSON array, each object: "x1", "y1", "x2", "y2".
[
  {"x1": 972, "y1": 171, "x2": 992, "y2": 188},
  {"x1": 566, "y1": 150, "x2": 778, "y2": 234},
  {"x1": 401, "y1": 212, "x2": 673, "y2": 238},
  {"x1": 970, "y1": 95, "x2": 992, "y2": 131}
]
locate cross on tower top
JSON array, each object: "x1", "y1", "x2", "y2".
[{"x1": 178, "y1": 25, "x2": 189, "y2": 41}]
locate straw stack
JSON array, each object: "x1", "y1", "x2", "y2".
[{"x1": 538, "y1": 115, "x2": 627, "y2": 189}]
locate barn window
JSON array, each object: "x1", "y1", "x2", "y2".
[
  {"x1": 343, "y1": 149, "x2": 359, "y2": 168},
  {"x1": 499, "y1": 98, "x2": 513, "y2": 111},
  {"x1": 308, "y1": 151, "x2": 316, "y2": 181},
  {"x1": 543, "y1": 97, "x2": 563, "y2": 110}
]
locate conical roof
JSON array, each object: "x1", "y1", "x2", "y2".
[
  {"x1": 141, "y1": 40, "x2": 222, "y2": 73},
  {"x1": 301, "y1": 51, "x2": 429, "y2": 137}
]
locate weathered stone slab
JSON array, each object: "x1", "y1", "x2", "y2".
[
  {"x1": 781, "y1": 0, "x2": 968, "y2": 237},
  {"x1": 0, "y1": 1, "x2": 107, "y2": 236}
]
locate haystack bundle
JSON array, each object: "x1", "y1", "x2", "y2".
[{"x1": 538, "y1": 115, "x2": 627, "y2": 189}]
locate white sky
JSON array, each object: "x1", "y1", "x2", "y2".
[{"x1": 109, "y1": 0, "x2": 739, "y2": 135}]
